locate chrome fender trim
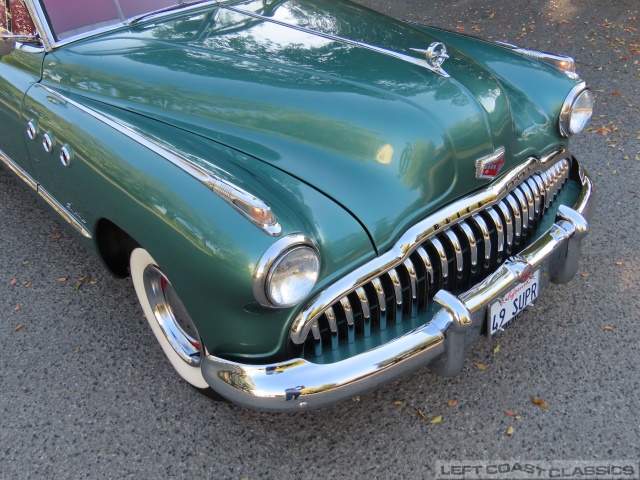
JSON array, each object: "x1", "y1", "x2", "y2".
[{"x1": 33, "y1": 84, "x2": 282, "y2": 236}]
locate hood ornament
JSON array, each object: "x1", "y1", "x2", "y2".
[
  {"x1": 411, "y1": 42, "x2": 450, "y2": 72},
  {"x1": 475, "y1": 147, "x2": 506, "y2": 180}
]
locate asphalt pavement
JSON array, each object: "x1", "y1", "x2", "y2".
[{"x1": 1, "y1": 1, "x2": 639, "y2": 479}]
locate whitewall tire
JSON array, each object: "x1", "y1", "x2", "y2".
[{"x1": 130, "y1": 248, "x2": 209, "y2": 389}]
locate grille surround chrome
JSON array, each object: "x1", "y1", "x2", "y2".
[{"x1": 290, "y1": 147, "x2": 573, "y2": 351}]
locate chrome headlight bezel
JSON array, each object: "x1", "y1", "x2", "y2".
[
  {"x1": 253, "y1": 233, "x2": 321, "y2": 308},
  {"x1": 559, "y1": 82, "x2": 594, "y2": 137}
]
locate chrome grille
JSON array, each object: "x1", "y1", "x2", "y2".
[{"x1": 299, "y1": 158, "x2": 571, "y2": 359}]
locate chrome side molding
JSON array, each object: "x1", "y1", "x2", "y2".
[
  {"x1": 34, "y1": 84, "x2": 282, "y2": 236},
  {"x1": 0, "y1": 148, "x2": 92, "y2": 238}
]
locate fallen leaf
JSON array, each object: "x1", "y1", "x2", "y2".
[
  {"x1": 448, "y1": 399, "x2": 458, "y2": 407},
  {"x1": 531, "y1": 397, "x2": 549, "y2": 408},
  {"x1": 493, "y1": 345, "x2": 500, "y2": 354},
  {"x1": 418, "y1": 409, "x2": 428, "y2": 420},
  {"x1": 506, "y1": 425, "x2": 515, "y2": 435},
  {"x1": 430, "y1": 415, "x2": 443, "y2": 424},
  {"x1": 489, "y1": 12, "x2": 495, "y2": 18},
  {"x1": 394, "y1": 401, "x2": 403, "y2": 406},
  {"x1": 14, "y1": 304, "x2": 21, "y2": 312},
  {"x1": 504, "y1": 409, "x2": 517, "y2": 417},
  {"x1": 615, "y1": 261, "x2": 623, "y2": 265},
  {"x1": 22, "y1": 282, "x2": 32, "y2": 288},
  {"x1": 611, "y1": 91, "x2": 621, "y2": 95},
  {"x1": 515, "y1": 415, "x2": 522, "y2": 420},
  {"x1": 10, "y1": 278, "x2": 18, "y2": 285},
  {"x1": 52, "y1": 234, "x2": 62, "y2": 239},
  {"x1": 22, "y1": 260, "x2": 29, "y2": 265},
  {"x1": 474, "y1": 362, "x2": 488, "y2": 371},
  {"x1": 75, "y1": 283, "x2": 82, "y2": 291},
  {"x1": 74, "y1": 346, "x2": 79, "y2": 353},
  {"x1": 89, "y1": 280, "x2": 97, "y2": 285},
  {"x1": 604, "y1": 326, "x2": 614, "y2": 331},
  {"x1": 244, "y1": 411, "x2": 251, "y2": 421},
  {"x1": 14, "y1": 324, "x2": 26, "y2": 332},
  {"x1": 580, "y1": 273, "x2": 591, "y2": 277},
  {"x1": 352, "y1": 396, "x2": 361, "y2": 402},
  {"x1": 561, "y1": 19, "x2": 570, "y2": 24},
  {"x1": 58, "y1": 277, "x2": 68, "y2": 282}
]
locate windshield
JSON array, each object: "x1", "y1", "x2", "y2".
[{"x1": 39, "y1": 0, "x2": 204, "y2": 40}]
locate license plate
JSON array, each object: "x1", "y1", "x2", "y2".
[{"x1": 488, "y1": 270, "x2": 540, "y2": 336}]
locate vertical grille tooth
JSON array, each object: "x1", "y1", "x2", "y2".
[
  {"x1": 561, "y1": 159, "x2": 570, "y2": 184},
  {"x1": 496, "y1": 200, "x2": 513, "y2": 252},
  {"x1": 471, "y1": 213, "x2": 491, "y2": 268},
  {"x1": 543, "y1": 170, "x2": 554, "y2": 209},
  {"x1": 387, "y1": 268, "x2": 404, "y2": 325},
  {"x1": 485, "y1": 208, "x2": 505, "y2": 261},
  {"x1": 505, "y1": 194, "x2": 522, "y2": 244},
  {"x1": 513, "y1": 188, "x2": 529, "y2": 233},
  {"x1": 458, "y1": 221, "x2": 477, "y2": 269},
  {"x1": 325, "y1": 307, "x2": 339, "y2": 351},
  {"x1": 310, "y1": 321, "x2": 323, "y2": 357},
  {"x1": 355, "y1": 287, "x2": 371, "y2": 338},
  {"x1": 403, "y1": 259, "x2": 419, "y2": 318},
  {"x1": 526, "y1": 178, "x2": 542, "y2": 219},
  {"x1": 429, "y1": 237, "x2": 449, "y2": 289},
  {"x1": 443, "y1": 228, "x2": 464, "y2": 292},
  {"x1": 519, "y1": 182, "x2": 536, "y2": 224},
  {"x1": 549, "y1": 164, "x2": 560, "y2": 200},
  {"x1": 371, "y1": 277, "x2": 387, "y2": 331},
  {"x1": 340, "y1": 296, "x2": 355, "y2": 344},
  {"x1": 533, "y1": 174, "x2": 547, "y2": 215},
  {"x1": 415, "y1": 246, "x2": 433, "y2": 312},
  {"x1": 444, "y1": 228, "x2": 464, "y2": 275}
]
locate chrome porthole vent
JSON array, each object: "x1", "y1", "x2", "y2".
[
  {"x1": 59, "y1": 145, "x2": 72, "y2": 167},
  {"x1": 42, "y1": 132, "x2": 54, "y2": 153},
  {"x1": 143, "y1": 265, "x2": 202, "y2": 366},
  {"x1": 26, "y1": 120, "x2": 38, "y2": 140}
]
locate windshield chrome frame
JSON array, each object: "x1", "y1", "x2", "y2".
[{"x1": 22, "y1": 0, "x2": 219, "y2": 51}]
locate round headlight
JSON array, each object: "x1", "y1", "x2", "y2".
[
  {"x1": 266, "y1": 246, "x2": 320, "y2": 307},
  {"x1": 568, "y1": 89, "x2": 594, "y2": 135},
  {"x1": 559, "y1": 83, "x2": 594, "y2": 137}
]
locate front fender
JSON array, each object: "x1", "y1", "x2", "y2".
[{"x1": 21, "y1": 84, "x2": 375, "y2": 363}]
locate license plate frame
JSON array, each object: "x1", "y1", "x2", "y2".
[{"x1": 488, "y1": 270, "x2": 540, "y2": 337}]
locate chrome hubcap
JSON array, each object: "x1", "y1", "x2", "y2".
[{"x1": 143, "y1": 265, "x2": 201, "y2": 366}]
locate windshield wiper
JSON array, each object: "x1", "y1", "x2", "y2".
[{"x1": 127, "y1": 0, "x2": 212, "y2": 25}]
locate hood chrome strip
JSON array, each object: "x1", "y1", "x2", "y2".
[
  {"x1": 34, "y1": 84, "x2": 282, "y2": 236},
  {"x1": 221, "y1": 5, "x2": 450, "y2": 78}
]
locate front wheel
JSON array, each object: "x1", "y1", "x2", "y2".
[{"x1": 130, "y1": 248, "x2": 209, "y2": 389}]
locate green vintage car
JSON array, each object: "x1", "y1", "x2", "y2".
[{"x1": 1, "y1": 0, "x2": 595, "y2": 411}]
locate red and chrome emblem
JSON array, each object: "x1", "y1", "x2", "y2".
[{"x1": 475, "y1": 147, "x2": 506, "y2": 180}]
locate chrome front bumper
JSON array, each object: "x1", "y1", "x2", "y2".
[{"x1": 201, "y1": 160, "x2": 595, "y2": 412}]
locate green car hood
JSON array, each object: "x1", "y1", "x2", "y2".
[{"x1": 42, "y1": 0, "x2": 576, "y2": 251}]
